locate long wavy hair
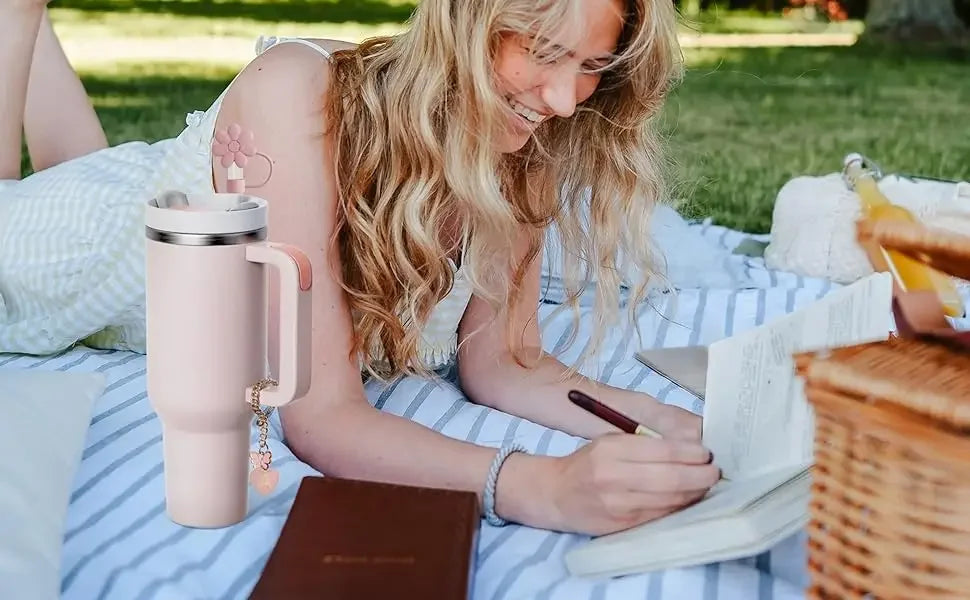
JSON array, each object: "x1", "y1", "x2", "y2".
[{"x1": 326, "y1": 0, "x2": 683, "y2": 380}]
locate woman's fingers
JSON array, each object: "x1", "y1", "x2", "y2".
[
  {"x1": 600, "y1": 434, "x2": 713, "y2": 466},
  {"x1": 600, "y1": 487, "x2": 710, "y2": 519}
]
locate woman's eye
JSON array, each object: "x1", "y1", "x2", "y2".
[{"x1": 531, "y1": 51, "x2": 560, "y2": 65}]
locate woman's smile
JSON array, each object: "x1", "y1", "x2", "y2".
[{"x1": 507, "y1": 97, "x2": 549, "y2": 133}]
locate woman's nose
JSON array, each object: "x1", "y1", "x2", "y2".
[{"x1": 540, "y1": 70, "x2": 579, "y2": 118}]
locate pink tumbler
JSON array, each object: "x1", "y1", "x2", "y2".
[{"x1": 145, "y1": 191, "x2": 312, "y2": 528}]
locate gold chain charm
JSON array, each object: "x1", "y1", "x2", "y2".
[{"x1": 248, "y1": 378, "x2": 279, "y2": 495}]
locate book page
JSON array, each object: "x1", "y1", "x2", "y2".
[
  {"x1": 702, "y1": 272, "x2": 894, "y2": 480},
  {"x1": 637, "y1": 464, "x2": 810, "y2": 534},
  {"x1": 582, "y1": 463, "x2": 811, "y2": 557}
]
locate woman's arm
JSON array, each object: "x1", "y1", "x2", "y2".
[
  {"x1": 457, "y1": 226, "x2": 701, "y2": 442},
  {"x1": 214, "y1": 42, "x2": 716, "y2": 536},
  {"x1": 213, "y1": 41, "x2": 560, "y2": 529}
]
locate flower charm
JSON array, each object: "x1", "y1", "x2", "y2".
[{"x1": 212, "y1": 123, "x2": 256, "y2": 169}]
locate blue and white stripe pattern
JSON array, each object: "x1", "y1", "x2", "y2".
[
  {"x1": 0, "y1": 140, "x2": 172, "y2": 355},
  {"x1": 2, "y1": 223, "x2": 835, "y2": 600}
]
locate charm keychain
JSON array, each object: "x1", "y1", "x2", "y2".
[
  {"x1": 248, "y1": 378, "x2": 279, "y2": 495},
  {"x1": 212, "y1": 123, "x2": 273, "y2": 194}
]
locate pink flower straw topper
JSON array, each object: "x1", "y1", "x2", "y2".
[
  {"x1": 212, "y1": 123, "x2": 256, "y2": 168},
  {"x1": 211, "y1": 123, "x2": 273, "y2": 192}
]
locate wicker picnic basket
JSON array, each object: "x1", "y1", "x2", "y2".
[{"x1": 795, "y1": 218, "x2": 970, "y2": 600}]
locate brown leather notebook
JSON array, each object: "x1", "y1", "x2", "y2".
[{"x1": 249, "y1": 476, "x2": 480, "y2": 600}]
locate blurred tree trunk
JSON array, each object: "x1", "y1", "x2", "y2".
[{"x1": 864, "y1": 0, "x2": 968, "y2": 43}]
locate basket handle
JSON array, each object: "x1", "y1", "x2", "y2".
[
  {"x1": 857, "y1": 217, "x2": 970, "y2": 282},
  {"x1": 855, "y1": 217, "x2": 970, "y2": 350},
  {"x1": 892, "y1": 292, "x2": 970, "y2": 351}
]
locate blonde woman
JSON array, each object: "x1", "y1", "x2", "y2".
[{"x1": 1, "y1": 0, "x2": 719, "y2": 534}]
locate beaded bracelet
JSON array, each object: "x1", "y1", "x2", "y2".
[{"x1": 483, "y1": 443, "x2": 529, "y2": 527}]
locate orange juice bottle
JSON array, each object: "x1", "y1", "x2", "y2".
[{"x1": 844, "y1": 153, "x2": 964, "y2": 318}]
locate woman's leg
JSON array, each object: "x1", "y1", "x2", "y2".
[
  {"x1": 24, "y1": 11, "x2": 108, "y2": 172},
  {"x1": 0, "y1": 5, "x2": 45, "y2": 180}
]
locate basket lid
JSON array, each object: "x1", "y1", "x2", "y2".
[
  {"x1": 795, "y1": 336, "x2": 970, "y2": 430},
  {"x1": 797, "y1": 204, "x2": 970, "y2": 431}
]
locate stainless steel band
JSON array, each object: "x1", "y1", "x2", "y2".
[{"x1": 145, "y1": 227, "x2": 267, "y2": 246}]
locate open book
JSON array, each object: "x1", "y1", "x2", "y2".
[{"x1": 564, "y1": 272, "x2": 895, "y2": 578}]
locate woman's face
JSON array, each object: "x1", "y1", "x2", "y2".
[{"x1": 492, "y1": 0, "x2": 626, "y2": 153}]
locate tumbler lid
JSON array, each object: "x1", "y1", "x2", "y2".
[{"x1": 145, "y1": 190, "x2": 267, "y2": 236}]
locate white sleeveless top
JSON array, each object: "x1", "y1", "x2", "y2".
[{"x1": 153, "y1": 35, "x2": 474, "y2": 371}]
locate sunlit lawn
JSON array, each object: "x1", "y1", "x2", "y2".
[
  {"x1": 49, "y1": 4, "x2": 409, "y2": 40},
  {"x1": 664, "y1": 45, "x2": 970, "y2": 230},
  {"x1": 680, "y1": 8, "x2": 863, "y2": 35},
  {"x1": 49, "y1": 1, "x2": 863, "y2": 39},
  {"x1": 41, "y1": 1, "x2": 970, "y2": 233}
]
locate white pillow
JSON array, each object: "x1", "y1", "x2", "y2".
[
  {"x1": 764, "y1": 173, "x2": 970, "y2": 283},
  {"x1": 0, "y1": 369, "x2": 105, "y2": 600},
  {"x1": 542, "y1": 201, "x2": 753, "y2": 305}
]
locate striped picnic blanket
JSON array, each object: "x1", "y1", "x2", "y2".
[{"x1": 2, "y1": 221, "x2": 842, "y2": 600}]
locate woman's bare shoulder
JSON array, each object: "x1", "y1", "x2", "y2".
[
  {"x1": 220, "y1": 39, "x2": 341, "y2": 119},
  {"x1": 210, "y1": 37, "x2": 346, "y2": 193},
  {"x1": 225, "y1": 37, "x2": 359, "y2": 102},
  {"x1": 303, "y1": 38, "x2": 359, "y2": 54}
]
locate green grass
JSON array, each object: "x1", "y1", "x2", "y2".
[
  {"x1": 679, "y1": 9, "x2": 864, "y2": 35},
  {"x1": 665, "y1": 45, "x2": 970, "y2": 231},
  {"x1": 49, "y1": 6, "x2": 408, "y2": 40},
  {"x1": 48, "y1": 1, "x2": 861, "y2": 41},
  {"x1": 53, "y1": 0, "x2": 419, "y2": 24},
  {"x1": 33, "y1": 3, "x2": 970, "y2": 233},
  {"x1": 78, "y1": 62, "x2": 236, "y2": 143}
]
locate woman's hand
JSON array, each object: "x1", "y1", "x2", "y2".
[
  {"x1": 637, "y1": 398, "x2": 703, "y2": 442},
  {"x1": 539, "y1": 433, "x2": 719, "y2": 535}
]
